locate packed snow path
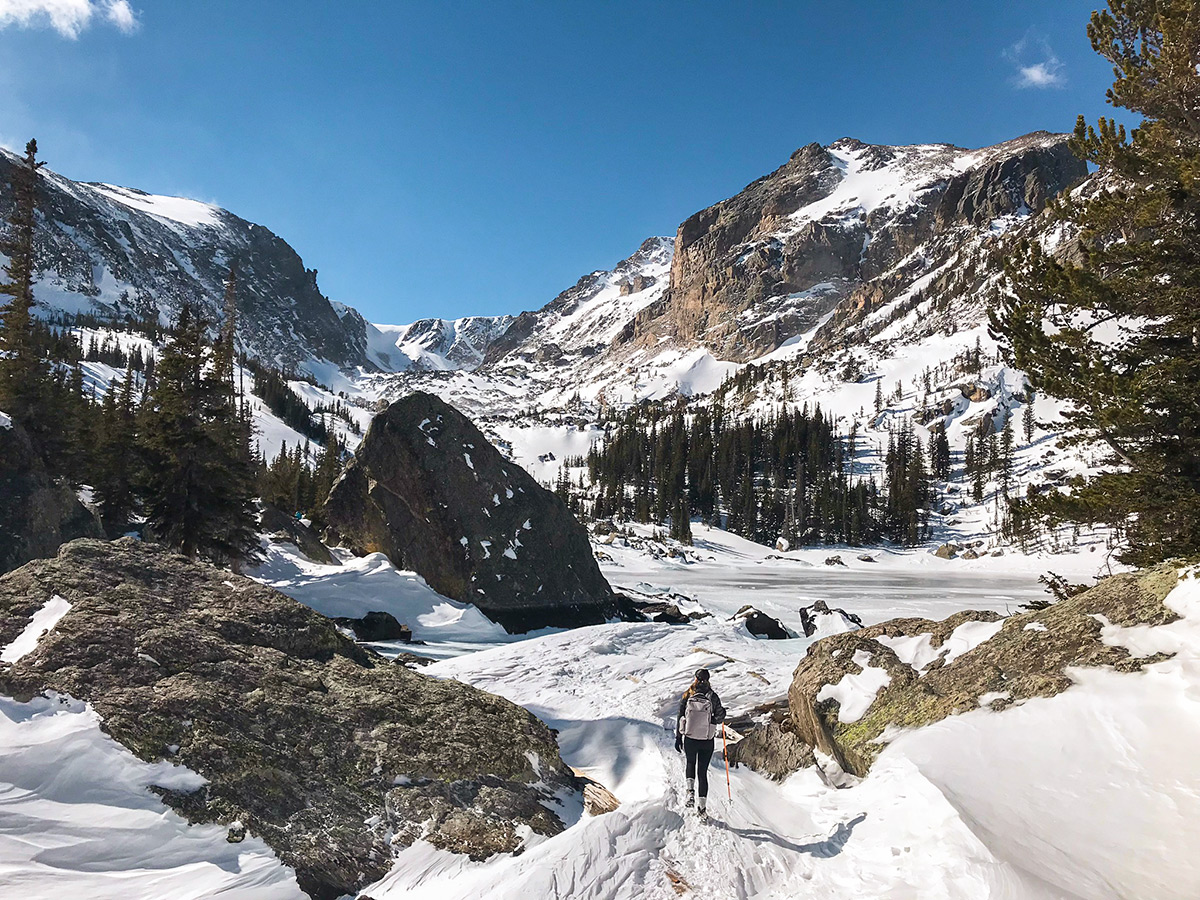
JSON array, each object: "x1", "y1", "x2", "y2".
[{"x1": 369, "y1": 621, "x2": 1064, "y2": 899}]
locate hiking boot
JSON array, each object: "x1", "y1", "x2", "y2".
[{"x1": 684, "y1": 793, "x2": 694, "y2": 808}]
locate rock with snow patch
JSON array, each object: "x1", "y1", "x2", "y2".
[
  {"x1": 323, "y1": 392, "x2": 615, "y2": 632},
  {"x1": 259, "y1": 502, "x2": 338, "y2": 565},
  {"x1": 733, "y1": 605, "x2": 793, "y2": 640},
  {"x1": 752, "y1": 567, "x2": 1181, "y2": 781},
  {"x1": 798, "y1": 599, "x2": 864, "y2": 638},
  {"x1": 0, "y1": 538, "x2": 579, "y2": 900}
]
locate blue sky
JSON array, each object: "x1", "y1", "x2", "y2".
[{"x1": 0, "y1": 1, "x2": 1126, "y2": 324}]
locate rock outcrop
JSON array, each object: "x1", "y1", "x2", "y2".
[
  {"x1": 0, "y1": 417, "x2": 102, "y2": 574},
  {"x1": 631, "y1": 132, "x2": 1087, "y2": 361},
  {"x1": 0, "y1": 149, "x2": 371, "y2": 372},
  {"x1": 738, "y1": 566, "x2": 1180, "y2": 781},
  {"x1": 0, "y1": 539, "x2": 579, "y2": 899},
  {"x1": 324, "y1": 392, "x2": 616, "y2": 632}
]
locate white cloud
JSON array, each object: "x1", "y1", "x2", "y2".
[
  {"x1": 0, "y1": 0, "x2": 139, "y2": 39},
  {"x1": 1004, "y1": 31, "x2": 1065, "y2": 90}
]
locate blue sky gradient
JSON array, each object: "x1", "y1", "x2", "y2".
[{"x1": 0, "y1": 1, "x2": 1128, "y2": 323}]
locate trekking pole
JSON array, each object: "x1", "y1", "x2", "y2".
[{"x1": 722, "y1": 723, "x2": 732, "y2": 801}]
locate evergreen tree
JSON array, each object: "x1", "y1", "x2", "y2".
[
  {"x1": 1022, "y1": 391, "x2": 1036, "y2": 444},
  {"x1": 93, "y1": 366, "x2": 140, "y2": 536},
  {"x1": 992, "y1": 0, "x2": 1200, "y2": 565},
  {"x1": 140, "y1": 303, "x2": 260, "y2": 564},
  {"x1": 0, "y1": 139, "x2": 51, "y2": 445}
]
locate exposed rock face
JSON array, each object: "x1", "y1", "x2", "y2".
[
  {"x1": 0, "y1": 539, "x2": 578, "y2": 900},
  {"x1": 259, "y1": 503, "x2": 338, "y2": 565},
  {"x1": 751, "y1": 566, "x2": 1181, "y2": 782},
  {"x1": 0, "y1": 149, "x2": 369, "y2": 371},
  {"x1": 324, "y1": 392, "x2": 616, "y2": 632},
  {"x1": 0, "y1": 418, "x2": 102, "y2": 574},
  {"x1": 632, "y1": 132, "x2": 1087, "y2": 361},
  {"x1": 733, "y1": 605, "x2": 793, "y2": 639},
  {"x1": 481, "y1": 236, "x2": 673, "y2": 370}
]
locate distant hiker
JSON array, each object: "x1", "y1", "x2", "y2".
[{"x1": 675, "y1": 667, "x2": 726, "y2": 816}]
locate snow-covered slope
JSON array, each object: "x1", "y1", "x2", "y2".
[
  {"x1": 0, "y1": 148, "x2": 371, "y2": 374},
  {"x1": 365, "y1": 315, "x2": 514, "y2": 372}
]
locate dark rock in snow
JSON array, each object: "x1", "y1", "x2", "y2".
[
  {"x1": 333, "y1": 610, "x2": 411, "y2": 642},
  {"x1": 733, "y1": 605, "x2": 793, "y2": 640},
  {"x1": 0, "y1": 417, "x2": 102, "y2": 574},
  {"x1": 824, "y1": 555, "x2": 847, "y2": 567},
  {"x1": 324, "y1": 392, "x2": 615, "y2": 633},
  {"x1": 259, "y1": 502, "x2": 338, "y2": 565},
  {"x1": 798, "y1": 599, "x2": 864, "y2": 638},
  {"x1": 0, "y1": 539, "x2": 578, "y2": 900}
]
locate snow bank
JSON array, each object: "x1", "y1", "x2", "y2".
[
  {"x1": 250, "y1": 540, "x2": 508, "y2": 644},
  {"x1": 881, "y1": 569, "x2": 1200, "y2": 899},
  {"x1": 0, "y1": 692, "x2": 302, "y2": 899},
  {"x1": 1, "y1": 595, "x2": 72, "y2": 663}
]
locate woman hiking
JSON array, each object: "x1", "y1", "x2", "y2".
[{"x1": 674, "y1": 668, "x2": 726, "y2": 817}]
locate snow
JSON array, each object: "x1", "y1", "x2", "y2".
[
  {"x1": 249, "y1": 541, "x2": 508, "y2": 645},
  {"x1": 1, "y1": 595, "x2": 72, "y2": 663},
  {"x1": 816, "y1": 649, "x2": 892, "y2": 723},
  {"x1": 0, "y1": 410, "x2": 11, "y2": 429},
  {"x1": 878, "y1": 569, "x2": 1200, "y2": 900},
  {"x1": 939, "y1": 618, "x2": 1005, "y2": 665},
  {"x1": 90, "y1": 183, "x2": 222, "y2": 229},
  {"x1": 0, "y1": 691, "x2": 303, "y2": 899}
]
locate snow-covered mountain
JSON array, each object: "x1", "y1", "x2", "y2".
[
  {"x1": 0, "y1": 148, "x2": 372, "y2": 373},
  {"x1": 362, "y1": 314, "x2": 514, "y2": 372}
]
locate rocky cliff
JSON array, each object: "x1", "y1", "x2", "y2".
[
  {"x1": 0, "y1": 416, "x2": 102, "y2": 574},
  {"x1": 0, "y1": 539, "x2": 579, "y2": 899},
  {"x1": 324, "y1": 392, "x2": 616, "y2": 631},
  {"x1": 0, "y1": 148, "x2": 370, "y2": 372},
  {"x1": 633, "y1": 132, "x2": 1086, "y2": 361}
]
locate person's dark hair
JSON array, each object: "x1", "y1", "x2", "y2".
[{"x1": 683, "y1": 668, "x2": 711, "y2": 699}]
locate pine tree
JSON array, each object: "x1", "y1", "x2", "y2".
[
  {"x1": 93, "y1": 366, "x2": 140, "y2": 536},
  {"x1": 1022, "y1": 391, "x2": 1036, "y2": 444},
  {"x1": 140, "y1": 303, "x2": 260, "y2": 564},
  {"x1": 0, "y1": 139, "x2": 51, "y2": 446},
  {"x1": 992, "y1": 0, "x2": 1200, "y2": 565}
]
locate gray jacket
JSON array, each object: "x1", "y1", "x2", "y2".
[{"x1": 676, "y1": 687, "x2": 726, "y2": 741}]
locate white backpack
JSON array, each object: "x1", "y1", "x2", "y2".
[{"x1": 681, "y1": 693, "x2": 716, "y2": 740}]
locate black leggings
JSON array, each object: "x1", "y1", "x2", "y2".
[{"x1": 683, "y1": 737, "x2": 715, "y2": 797}]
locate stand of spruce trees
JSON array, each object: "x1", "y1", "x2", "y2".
[
  {"x1": 0, "y1": 140, "x2": 266, "y2": 566},
  {"x1": 993, "y1": 0, "x2": 1200, "y2": 566},
  {"x1": 585, "y1": 401, "x2": 940, "y2": 548}
]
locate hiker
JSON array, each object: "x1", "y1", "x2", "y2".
[{"x1": 674, "y1": 667, "x2": 726, "y2": 816}]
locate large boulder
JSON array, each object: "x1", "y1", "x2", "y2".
[
  {"x1": 0, "y1": 539, "x2": 579, "y2": 899},
  {"x1": 739, "y1": 566, "x2": 1180, "y2": 782},
  {"x1": 324, "y1": 392, "x2": 615, "y2": 632},
  {"x1": 0, "y1": 415, "x2": 102, "y2": 574}
]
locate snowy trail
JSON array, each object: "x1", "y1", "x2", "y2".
[{"x1": 370, "y1": 620, "x2": 1065, "y2": 900}]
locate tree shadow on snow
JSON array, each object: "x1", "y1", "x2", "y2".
[{"x1": 716, "y1": 813, "x2": 866, "y2": 857}]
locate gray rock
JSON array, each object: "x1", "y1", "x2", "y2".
[
  {"x1": 324, "y1": 392, "x2": 615, "y2": 633},
  {"x1": 0, "y1": 418, "x2": 102, "y2": 574},
  {"x1": 259, "y1": 503, "x2": 338, "y2": 565},
  {"x1": 0, "y1": 539, "x2": 578, "y2": 900},
  {"x1": 745, "y1": 566, "x2": 1181, "y2": 782}
]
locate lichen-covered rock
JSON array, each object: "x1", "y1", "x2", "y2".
[
  {"x1": 0, "y1": 539, "x2": 578, "y2": 900},
  {"x1": 741, "y1": 567, "x2": 1180, "y2": 782},
  {"x1": 324, "y1": 392, "x2": 615, "y2": 632},
  {"x1": 0, "y1": 417, "x2": 102, "y2": 574}
]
